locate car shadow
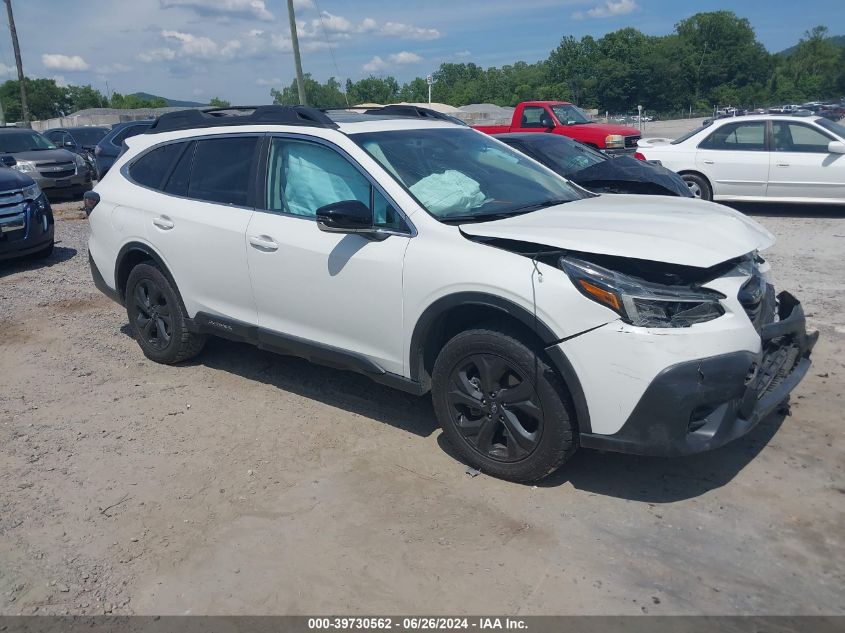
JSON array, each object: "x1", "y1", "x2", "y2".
[
  {"x1": 0, "y1": 245, "x2": 77, "y2": 279},
  {"x1": 121, "y1": 330, "x2": 786, "y2": 501}
]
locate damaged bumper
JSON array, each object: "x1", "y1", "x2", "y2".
[{"x1": 579, "y1": 291, "x2": 818, "y2": 456}]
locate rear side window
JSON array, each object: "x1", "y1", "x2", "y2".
[
  {"x1": 129, "y1": 142, "x2": 187, "y2": 189},
  {"x1": 163, "y1": 142, "x2": 195, "y2": 196},
  {"x1": 188, "y1": 136, "x2": 258, "y2": 206},
  {"x1": 699, "y1": 122, "x2": 766, "y2": 151}
]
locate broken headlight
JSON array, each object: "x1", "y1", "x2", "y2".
[{"x1": 560, "y1": 256, "x2": 725, "y2": 328}]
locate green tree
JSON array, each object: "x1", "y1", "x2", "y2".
[
  {"x1": 209, "y1": 96, "x2": 231, "y2": 107},
  {"x1": 66, "y1": 84, "x2": 108, "y2": 112},
  {"x1": 345, "y1": 76, "x2": 399, "y2": 105},
  {"x1": 271, "y1": 74, "x2": 347, "y2": 108},
  {"x1": 0, "y1": 78, "x2": 70, "y2": 120}
]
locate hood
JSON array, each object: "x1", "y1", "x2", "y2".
[
  {"x1": 459, "y1": 195, "x2": 774, "y2": 268},
  {"x1": 6, "y1": 149, "x2": 77, "y2": 163},
  {"x1": 0, "y1": 166, "x2": 36, "y2": 189},
  {"x1": 571, "y1": 156, "x2": 692, "y2": 197}
]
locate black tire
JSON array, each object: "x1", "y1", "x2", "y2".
[
  {"x1": 125, "y1": 262, "x2": 205, "y2": 364},
  {"x1": 31, "y1": 240, "x2": 54, "y2": 260},
  {"x1": 681, "y1": 172, "x2": 712, "y2": 201},
  {"x1": 431, "y1": 327, "x2": 576, "y2": 482}
]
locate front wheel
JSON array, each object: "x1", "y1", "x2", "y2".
[
  {"x1": 431, "y1": 327, "x2": 576, "y2": 482},
  {"x1": 125, "y1": 263, "x2": 206, "y2": 364},
  {"x1": 681, "y1": 173, "x2": 712, "y2": 201}
]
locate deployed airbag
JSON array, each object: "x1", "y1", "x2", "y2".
[{"x1": 409, "y1": 170, "x2": 488, "y2": 216}]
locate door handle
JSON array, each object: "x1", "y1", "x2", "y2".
[
  {"x1": 248, "y1": 235, "x2": 279, "y2": 252},
  {"x1": 152, "y1": 216, "x2": 174, "y2": 230},
  {"x1": 703, "y1": 160, "x2": 715, "y2": 164},
  {"x1": 776, "y1": 163, "x2": 790, "y2": 167}
]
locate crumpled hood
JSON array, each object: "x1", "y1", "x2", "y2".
[{"x1": 459, "y1": 194, "x2": 775, "y2": 268}]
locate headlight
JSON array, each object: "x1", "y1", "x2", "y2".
[
  {"x1": 560, "y1": 256, "x2": 726, "y2": 328},
  {"x1": 22, "y1": 182, "x2": 41, "y2": 200},
  {"x1": 73, "y1": 153, "x2": 86, "y2": 167},
  {"x1": 604, "y1": 134, "x2": 624, "y2": 149},
  {"x1": 12, "y1": 160, "x2": 36, "y2": 173}
]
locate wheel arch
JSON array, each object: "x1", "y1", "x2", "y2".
[
  {"x1": 409, "y1": 292, "x2": 591, "y2": 433},
  {"x1": 677, "y1": 169, "x2": 712, "y2": 189},
  {"x1": 114, "y1": 242, "x2": 187, "y2": 313}
]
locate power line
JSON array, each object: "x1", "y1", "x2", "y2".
[{"x1": 313, "y1": 0, "x2": 349, "y2": 107}]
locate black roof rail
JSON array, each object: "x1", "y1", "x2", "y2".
[
  {"x1": 146, "y1": 105, "x2": 338, "y2": 134},
  {"x1": 361, "y1": 105, "x2": 468, "y2": 126}
]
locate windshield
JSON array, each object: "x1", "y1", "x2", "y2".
[
  {"x1": 550, "y1": 104, "x2": 592, "y2": 125},
  {"x1": 71, "y1": 128, "x2": 108, "y2": 146},
  {"x1": 816, "y1": 118, "x2": 845, "y2": 139},
  {"x1": 671, "y1": 121, "x2": 713, "y2": 144},
  {"x1": 526, "y1": 137, "x2": 605, "y2": 176},
  {"x1": 0, "y1": 131, "x2": 56, "y2": 152},
  {"x1": 351, "y1": 128, "x2": 584, "y2": 223}
]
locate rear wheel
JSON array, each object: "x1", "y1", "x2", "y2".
[
  {"x1": 681, "y1": 173, "x2": 712, "y2": 201},
  {"x1": 125, "y1": 263, "x2": 205, "y2": 364},
  {"x1": 432, "y1": 327, "x2": 576, "y2": 482}
]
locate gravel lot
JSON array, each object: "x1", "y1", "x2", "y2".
[{"x1": 1, "y1": 195, "x2": 843, "y2": 616}]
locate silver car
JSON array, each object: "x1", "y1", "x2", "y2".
[{"x1": 0, "y1": 128, "x2": 93, "y2": 198}]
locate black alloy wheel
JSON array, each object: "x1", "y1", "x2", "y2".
[
  {"x1": 447, "y1": 353, "x2": 543, "y2": 462},
  {"x1": 132, "y1": 279, "x2": 173, "y2": 350}
]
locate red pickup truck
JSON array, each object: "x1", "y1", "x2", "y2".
[{"x1": 473, "y1": 101, "x2": 642, "y2": 155}]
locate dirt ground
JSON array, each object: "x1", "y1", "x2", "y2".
[{"x1": 1, "y1": 197, "x2": 843, "y2": 616}]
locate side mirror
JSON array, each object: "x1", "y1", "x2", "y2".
[
  {"x1": 316, "y1": 200, "x2": 373, "y2": 234},
  {"x1": 64, "y1": 141, "x2": 75, "y2": 148},
  {"x1": 0, "y1": 155, "x2": 16, "y2": 167},
  {"x1": 828, "y1": 140, "x2": 845, "y2": 154}
]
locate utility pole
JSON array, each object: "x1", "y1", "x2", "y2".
[
  {"x1": 285, "y1": 0, "x2": 306, "y2": 106},
  {"x1": 4, "y1": 0, "x2": 29, "y2": 127}
]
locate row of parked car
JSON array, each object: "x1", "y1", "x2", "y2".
[{"x1": 0, "y1": 119, "x2": 153, "y2": 262}]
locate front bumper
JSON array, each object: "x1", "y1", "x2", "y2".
[
  {"x1": 0, "y1": 194, "x2": 54, "y2": 261},
  {"x1": 32, "y1": 171, "x2": 93, "y2": 197},
  {"x1": 579, "y1": 292, "x2": 818, "y2": 456},
  {"x1": 603, "y1": 147, "x2": 637, "y2": 156}
]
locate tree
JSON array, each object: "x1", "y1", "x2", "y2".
[
  {"x1": 778, "y1": 26, "x2": 841, "y2": 99},
  {"x1": 66, "y1": 84, "x2": 108, "y2": 112},
  {"x1": 345, "y1": 76, "x2": 399, "y2": 105},
  {"x1": 0, "y1": 78, "x2": 70, "y2": 120},
  {"x1": 209, "y1": 96, "x2": 230, "y2": 107},
  {"x1": 271, "y1": 74, "x2": 346, "y2": 108}
]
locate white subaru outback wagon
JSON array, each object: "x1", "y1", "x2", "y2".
[{"x1": 86, "y1": 106, "x2": 817, "y2": 482}]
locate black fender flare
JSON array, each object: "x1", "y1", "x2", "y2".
[
  {"x1": 409, "y1": 292, "x2": 592, "y2": 433},
  {"x1": 114, "y1": 242, "x2": 187, "y2": 312}
]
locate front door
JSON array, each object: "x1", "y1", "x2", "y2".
[
  {"x1": 768, "y1": 120, "x2": 845, "y2": 202},
  {"x1": 245, "y1": 136, "x2": 411, "y2": 375},
  {"x1": 695, "y1": 120, "x2": 769, "y2": 200}
]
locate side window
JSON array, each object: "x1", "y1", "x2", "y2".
[
  {"x1": 773, "y1": 122, "x2": 832, "y2": 153},
  {"x1": 188, "y1": 136, "x2": 258, "y2": 206},
  {"x1": 521, "y1": 106, "x2": 546, "y2": 128},
  {"x1": 700, "y1": 122, "x2": 766, "y2": 151},
  {"x1": 163, "y1": 142, "x2": 195, "y2": 196},
  {"x1": 129, "y1": 142, "x2": 187, "y2": 190},
  {"x1": 266, "y1": 138, "x2": 408, "y2": 231}
]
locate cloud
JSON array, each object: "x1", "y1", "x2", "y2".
[
  {"x1": 453, "y1": 50, "x2": 471, "y2": 58},
  {"x1": 96, "y1": 63, "x2": 132, "y2": 75},
  {"x1": 51, "y1": 75, "x2": 68, "y2": 88},
  {"x1": 0, "y1": 62, "x2": 14, "y2": 75},
  {"x1": 42, "y1": 54, "x2": 90, "y2": 71},
  {"x1": 572, "y1": 0, "x2": 638, "y2": 19},
  {"x1": 160, "y1": 0, "x2": 274, "y2": 21},
  {"x1": 363, "y1": 51, "x2": 423, "y2": 72},
  {"x1": 256, "y1": 77, "x2": 282, "y2": 86},
  {"x1": 138, "y1": 30, "x2": 242, "y2": 62},
  {"x1": 379, "y1": 22, "x2": 440, "y2": 40}
]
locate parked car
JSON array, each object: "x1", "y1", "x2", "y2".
[
  {"x1": 494, "y1": 132, "x2": 692, "y2": 197},
  {"x1": 43, "y1": 126, "x2": 108, "y2": 180},
  {"x1": 473, "y1": 101, "x2": 641, "y2": 154},
  {"x1": 0, "y1": 163, "x2": 54, "y2": 261},
  {"x1": 86, "y1": 106, "x2": 816, "y2": 482},
  {"x1": 0, "y1": 128, "x2": 93, "y2": 198},
  {"x1": 94, "y1": 120, "x2": 154, "y2": 179},
  {"x1": 637, "y1": 114, "x2": 845, "y2": 204}
]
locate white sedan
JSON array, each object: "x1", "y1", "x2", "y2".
[{"x1": 638, "y1": 115, "x2": 845, "y2": 204}]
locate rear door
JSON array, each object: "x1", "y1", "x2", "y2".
[
  {"x1": 768, "y1": 120, "x2": 845, "y2": 202},
  {"x1": 695, "y1": 120, "x2": 769, "y2": 200},
  {"x1": 127, "y1": 134, "x2": 260, "y2": 324}
]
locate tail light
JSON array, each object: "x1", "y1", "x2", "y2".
[
  {"x1": 83, "y1": 191, "x2": 100, "y2": 217},
  {"x1": 634, "y1": 152, "x2": 646, "y2": 161}
]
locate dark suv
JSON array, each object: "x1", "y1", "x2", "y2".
[
  {"x1": 95, "y1": 120, "x2": 153, "y2": 179},
  {"x1": 0, "y1": 165, "x2": 54, "y2": 262}
]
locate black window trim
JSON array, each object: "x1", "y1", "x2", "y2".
[
  {"x1": 121, "y1": 132, "x2": 264, "y2": 211},
  {"x1": 697, "y1": 120, "x2": 770, "y2": 152},
  {"x1": 258, "y1": 132, "x2": 417, "y2": 238}
]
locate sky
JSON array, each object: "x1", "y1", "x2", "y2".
[{"x1": 1, "y1": 0, "x2": 842, "y2": 105}]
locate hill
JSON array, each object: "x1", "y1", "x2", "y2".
[
  {"x1": 778, "y1": 35, "x2": 845, "y2": 56},
  {"x1": 129, "y1": 92, "x2": 206, "y2": 107}
]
